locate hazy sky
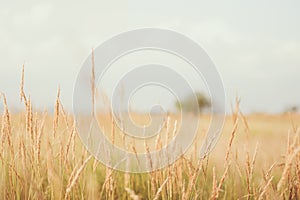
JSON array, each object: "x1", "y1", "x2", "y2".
[{"x1": 0, "y1": 0, "x2": 299, "y2": 113}]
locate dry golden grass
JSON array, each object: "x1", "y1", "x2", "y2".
[{"x1": 0, "y1": 68, "x2": 299, "y2": 199}]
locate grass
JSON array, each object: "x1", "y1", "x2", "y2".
[{"x1": 0, "y1": 67, "x2": 299, "y2": 199}]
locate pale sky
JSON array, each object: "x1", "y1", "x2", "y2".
[{"x1": 0, "y1": 0, "x2": 299, "y2": 113}]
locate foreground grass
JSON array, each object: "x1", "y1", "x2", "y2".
[
  {"x1": 0, "y1": 90, "x2": 299, "y2": 199},
  {"x1": 0, "y1": 66, "x2": 299, "y2": 199}
]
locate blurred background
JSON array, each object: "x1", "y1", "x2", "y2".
[{"x1": 0, "y1": 0, "x2": 299, "y2": 114}]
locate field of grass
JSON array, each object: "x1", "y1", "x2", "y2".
[{"x1": 0, "y1": 71, "x2": 299, "y2": 199}]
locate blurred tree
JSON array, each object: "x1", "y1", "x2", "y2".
[
  {"x1": 284, "y1": 105, "x2": 298, "y2": 113},
  {"x1": 175, "y1": 92, "x2": 211, "y2": 114}
]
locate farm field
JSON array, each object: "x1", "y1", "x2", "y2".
[
  {"x1": 1, "y1": 1, "x2": 300, "y2": 199},
  {"x1": 0, "y1": 91, "x2": 299, "y2": 199}
]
